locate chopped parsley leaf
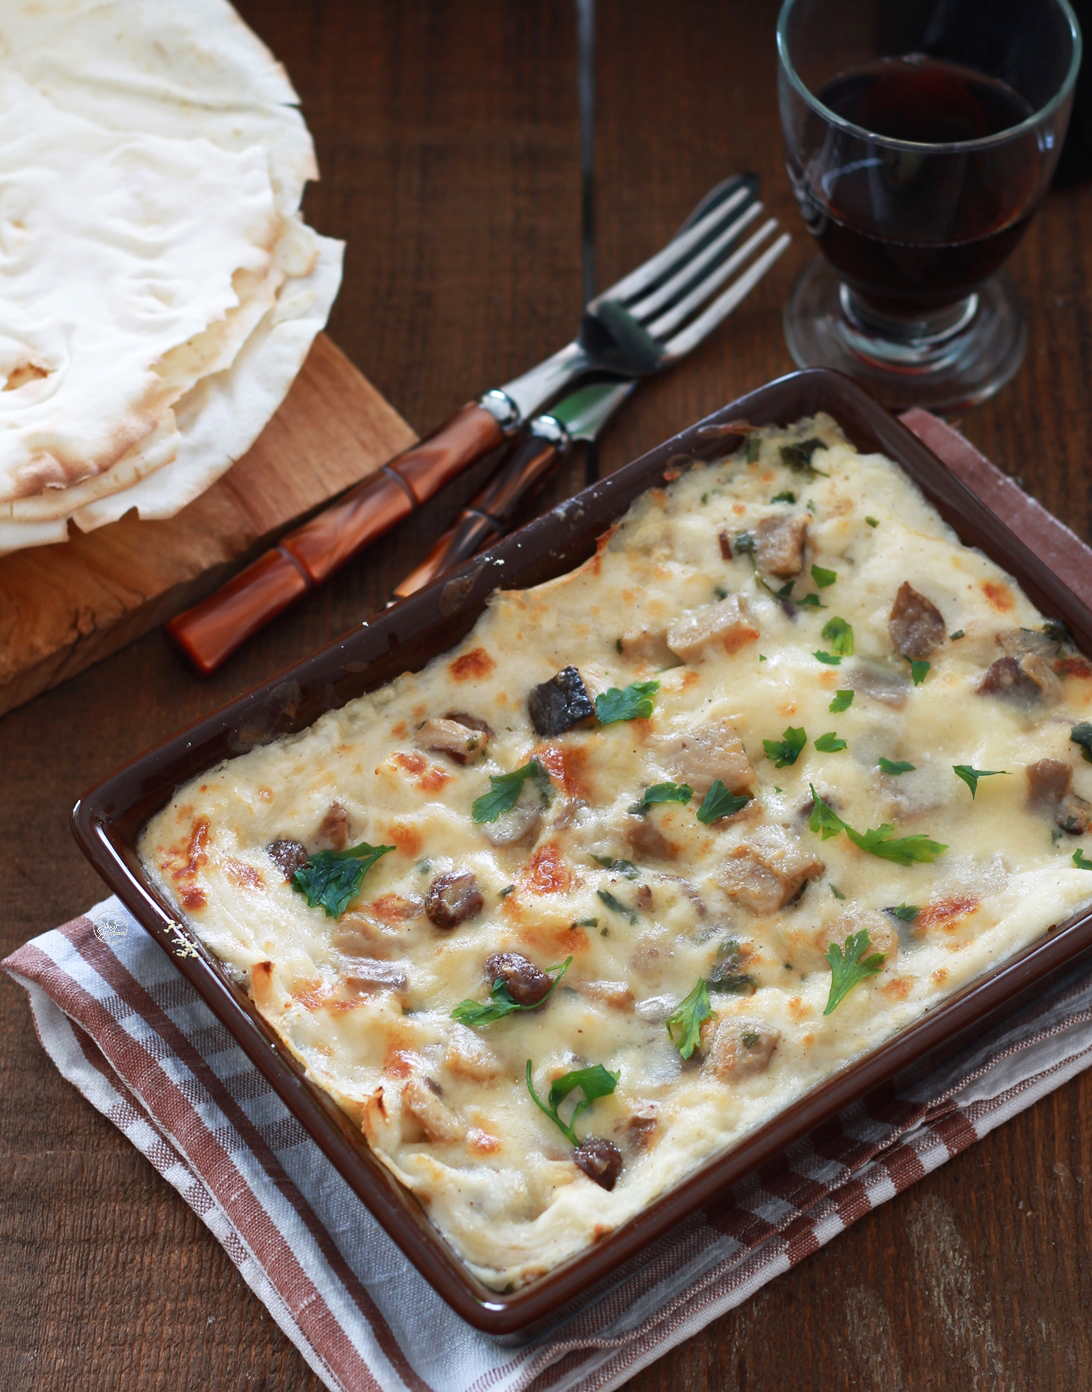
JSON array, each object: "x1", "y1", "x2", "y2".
[
  {"x1": 829, "y1": 689, "x2": 854, "y2": 713},
  {"x1": 771, "y1": 489, "x2": 796, "y2": 503},
  {"x1": 713, "y1": 585, "x2": 728, "y2": 600},
  {"x1": 1074, "y1": 849, "x2": 1092, "y2": 870},
  {"x1": 878, "y1": 757, "x2": 915, "y2": 775},
  {"x1": 592, "y1": 855, "x2": 639, "y2": 878},
  {"x1": 292, "y1": 840, "x2": 395, "y2": 920},
  {"x1": 824, "y1": 931, "x2": 886, "y2": 1014},
  {"x1": 886, "y1": 903, "x2": 920, "y2": 922},
  {"x1": 744, "y1": 435, "x2": 761, "y2": 463},
  {"x1": 696, "y1": 780, "x2": 752, "y2": 824},
  {"x1": 821, "y1": 615, "x2": 854, "y2": 656},
  {"x1": 763, "y1": 725, "x2": 807, "y2": 768},
  {"x1": 641, "y1": 781, "x2": 693, "y2": 807},
  {"x1": 949, "y1": 629, "x2": 965, "y2": 641},
  {"x1": 472, "y1": 759, "x2": 549, "y2": 823},
  {"x1": 830, "y1": 884, "x2": 846, "y2": 900},
  {"x1": 499, "y1": 884, "x2": 515, "y2": 898},
  {"x1": 596, "y1": 680, "x2": 659, "y2": 724},
  {"x1": 910, "y1": 659, "x2": 930, "y2": 685},
  {"x1": 952, "y1": 765, "x2": 1009, "y2": 798},
  {"x1": 451, "y1": 957, "x2": 571, "y2": 1026},
  {"x1": 576, "y1": 916, "x2": 599, "y2": 927},
  {"x1": 780, "y1": 438, "x2": 829, "y2": 475},
  {"x1": 814, "y1": 650, "x2": 842, "y2": 665},
  {"x1": 806, "y1": 499, "x2": 817, "y2": 515},
  {"x1": 597, "y1": 888, "x2": 637, "y2": 923},
  {"x1": 808, "y1": 785, "x2": 946, "y2": 863},
  {"x1": 759, "y1": 654, "x2": 767, "y2": 662},
  {"x1": 865, "y1": 516, "x2": 879, "y2": 527},
  {"x1": 1071, "y1": 723, "x2": 1092, "y2": 764},
  {"x1": 666, "y1": 979, "x2": 715, "y2": 1060},
  {"x1": 811, "y1": 563, "x2": 837, "y2": 589},
  {"x1": 525, "y1": 1060, "x2": 619, "y2": 1146},
  {"x1": 814, "y1": 731, "x2": 847, "y2": 753}
]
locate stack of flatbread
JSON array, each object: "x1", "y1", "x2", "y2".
[{"x1": 0, "y1": 0, "x2": 344, "y2": 556}]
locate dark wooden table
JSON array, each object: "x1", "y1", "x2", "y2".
[{"x1": 4, "y1": 2, "x2": 1092, "y2": 1387}]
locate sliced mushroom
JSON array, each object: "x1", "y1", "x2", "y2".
[
  {"x1": 888, "y1": 582, "x2": 946, "y2": 659},
  {"x1": 443, "y1": 1025, "x2": 504, "y2": 1080},
  {"x1": 528, "y1": 666, "x2": 596, "y2": 737},
  {"x1": 401, "y1": 1075, "x2": 466, "y2": 1143},
  {"x1": 340, "y1": 958, "x2": 410, "y2": 993},
  {"x1": 484, "y1": 951, "x2": 553, "y2": 1006},
  {"x1": 315, "y1": 801, "x2": 350, "y2": 851},
  {"x1": 755, "y1": 513, "x2": 807, "y2": 577},
  {"x1": 657, "y1": 717, "x2": 755, "y2": 800},
  {"x1": 844, "y1": 661, "x2": 911, "y2": 709},
  {"x1": 573, "y1": 1136, "x2": 623, "y2": 1190},
  {"x1": 575, "y1": 979, "x2": 635, "y2": 1011},
  {"x1": 617, "y1": 627, "x2": 681, "y2": 669},
  {"x1": 481, "y1": 794, "x2": 543, "y2": 848},
  {"x1": 625, "y1": 814, "x2": 679, "y2": 863},
  {"x1": 706, "y1": 1020, "x2": 780, "y2": 1080},
  {"x1": 720, "y1": 825, "x2": 824, "y2": 914},
  {"x1": 667, "y1": 595, "x2": 759, "y2": 663},
  {"x1": 416, "y1": 716, "x2": 490, "y2": 765},
  {"x1": 425, "y1": 872, "x2": 484, "y2": 928},
  {"x1": 268, "y1": 838, "x2": 309, "y2": 880},
  {"x1": 978, "y1": 655, "x2": 1058, "y2": 705},
  {"x1": 1027, "y1": 758, "x2": 1091, "y2": 834}
]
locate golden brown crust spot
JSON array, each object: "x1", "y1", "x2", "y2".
[
  {"x1": 980, "y1": 579, "x2": 1014, "y2": 612},
  {"x1": 522, "y1": 841, "x2": 577, "y2": 895},
  {"x1": 449, "y1": 647, "x2": 495, "y2": 680}
]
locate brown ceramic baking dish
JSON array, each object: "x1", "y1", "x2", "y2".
[{"x1": 72, "y1": 368, "x2": 1092, "y2": 1335}]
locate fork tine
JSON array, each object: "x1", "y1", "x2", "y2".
[
  {"x1": 626, "y1": 200, "x2": 764, "y2": 322},
  {"x1": 598, "y1": 182, "x2": 755, "y2": 305},
  {"x1": 646, "y1": 218, "x2": 781, "y2": 339},
  {"x1": 662, "y1": 231, "x2": 792, "y2": 361}
]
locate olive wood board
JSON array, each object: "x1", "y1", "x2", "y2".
[{"x1": 0, "y1": 335, "x2": 417, "y2": 719}]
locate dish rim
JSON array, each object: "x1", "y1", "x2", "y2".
[{"x1": 71, "y1": 366, "x2": 1092, "y2": 1334}]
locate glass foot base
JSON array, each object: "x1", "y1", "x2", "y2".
[{"x1": 783, "y1": 257, "x2": 1027, "y2": 414}]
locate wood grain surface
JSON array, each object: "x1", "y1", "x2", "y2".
[
  {"x1": 0, "y1": 335, "x2": 416, "y2": 717},
  {"x1": 3, "y1": 1, "x2": 1092, "y2": 1388}
]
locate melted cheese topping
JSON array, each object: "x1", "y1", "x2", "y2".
[{"x1": 140, "y1": 415, "x2": 1092, "y2": 1290}]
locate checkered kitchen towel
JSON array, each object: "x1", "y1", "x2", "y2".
[{"x1": 6, "y1": 413, "x2": 1092, "y2": 1392}]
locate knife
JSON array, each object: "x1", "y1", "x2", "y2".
[{"x1": 388, "y1": 378, "x2": 634, "y2": 603}]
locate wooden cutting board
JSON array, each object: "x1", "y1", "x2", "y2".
[{"x1": 0, "y1": 336, "x2": 417, "y2": 718}]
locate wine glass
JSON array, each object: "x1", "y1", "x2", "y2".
[{"x1": 778, "y1": 0, "x2": 1081, "y2": 411}]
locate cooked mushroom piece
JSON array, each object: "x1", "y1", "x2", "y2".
[
  {"x1": 483, "y1": 951, "x2": 553, "y2": 1006},
  {"x1": 401, "y1": 1075, "x2": 466, "y2": 1143},
  {"x1": 617, "y1": 627, "x2": 680, "y2": 669},
  {"x1": 340, "y1": 958, "x2": 410, "y2": 993},
  {"x1": 1027, "y1": 758, "x2": 1091, "y2": 834},
  {"x1": 416, "y1": 716, "x2": 490, "y2": 765},
  {"x1": 443, "y1": 1025, "x2": 504, "y2": 1080},
  {"x1": 888, "y1": 582, "x2": 946, "y2": 659},
  {"x1": 720, "y1": 825, "x2": 824, "y2": 914},
  {"x1": 844, "y1": 661, "x2": 910, "y2": 709},
  {"x1": 706, "y1": 1020, "x2": 780, "y2": 1080},
  {"x1": 575, "y1": 979, "x2": 634, "y2": 1011},
  {"x1": 268, "y1": 838, "x2": 308, "y2": 880},
  {"x1": 978, "y1": 655, "x2": 1056, "y2": 704},
  {"x1": 425, "y1": 872, "x2": 484, "y2": 928},
  {"x1": 573, "y1": 1136, "x2": 623, "y2": 1190},
  {"x1": 315, "y1": 801, "x2": 350, "y2": 850},
  {"x1": 626, "y1": 814, "x2": 679, "y2": 863},
  {"x1": 528, "y1": 666, "x2": 596, "y2": 737},
  {"x1": 667, "y1": 595, "x2": 759, "y2": 663},
  {"x1": 755, "y1": 513, "x2": 807, "y2": 577},
  {"x1": 657, "y1": 717, "x2": 755, "y2": 800},
  {"x1": 481, "y1": 795, "x2": 543, "y2": 848}
]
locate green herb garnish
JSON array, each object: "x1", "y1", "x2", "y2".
[
  {"x1": 829, "y1": 689, "x2": 854, "y2": 713},
  {"x1": 592, "y1": 855, "x2": 639, "y2": 878},
  {"x1": 763, "y1": 725, "x2": 807, "y2": 768},
  {"x1": 451, "y1": 957, "x2": 572, "y2": 1027},
  {"x1": 878, "y1": 757, "x2": 915, "y2": 775},
  {"x1": 696, "y1": 780, "x2": 752, "y2": 824},
  {"x1": 597, "y1": 888, "x2": 637, "y2": 923},
  {"x1": 641, "y1": 781, "x2": 693, "y2": 807},
  {"x1": 821, "y1": 615, "x2": 854, "y2": 656},
  {"x1": 472, "y1": 759, "x2": 550, "y2": 823},
  {"x1": 665, "y1": 979, "x2": 715, "y2": 1060},
  {"x1": 865, "y1": 516, "x2": 879, "y2": 528},
  {"x1": 886, "y1": 903, "x2": 919, "y2": 922},
  {"x1": 910, "y1": 659, "x2": 930, "y2": 685},
  {"x1": 291, "y1": 840, "x2": 395, "y2": 920},
  {"x1": 525, "y1": 1061, "x2": 619, "y2": 1146},
  {"x1": 949, "y1": 629, "x2": 965, "y2": 641},
  {"x1": 576, "y1": 917, "x2": 599, "y2": 927},
  {"x1": 830, "y1": 884, "x2": 846, "y2": 900},
  {"x1": 596, "y1": 680, "x2": 660, "y2": 724},
  {"x1": 814, "y1": 651, "x2": 841, "y2": 665},
  {"x1": 807, "y1": 785, "x2": 946, "y2": 864},
  {"x1": 811, "y1": 563, "x2": 837, "y2": 589},
  {"x1": 771, "y1": 489, "x2": 796, "y2": 503},
  {"x1": 499, "y1": 884, "x2": 515, "y2": 898},
  {"x1": 824, "y1": 931, "x2": 885, "y2": 1014},
  {"x1": 1071, "y1": 723, "x2": 1092, "y2": 764},
  {"x1": 780, "y1": 438, "x2": 829, "y2": 476},
  {"x1": 744, "y1": 435, "x2": 761, "y2": 463},
  {"x1": 1073, "y1": 849, "x2": 1092, "y2": 870},
  {"x1": 952, "y1": 765, "x2": 1009, "y2": 799},
  {"x1": 814, "y1": 731, "x2": 847, "y2": 752}
]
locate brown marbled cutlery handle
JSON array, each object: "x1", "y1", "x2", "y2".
[
  {"x1": 389, "y1": 431, "x2": 562, "y2": 601},
  {"x1": 167, "y1": 401, "x2": 508, "y2": 675}
]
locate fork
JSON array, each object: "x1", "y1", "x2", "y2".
[{"x1": 167, "y1": 175, "x2": 791, "y2": 675}]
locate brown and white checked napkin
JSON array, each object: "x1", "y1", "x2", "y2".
[{"x1": 6, "y1": 411, "x2": 1092, "y2": 1392}]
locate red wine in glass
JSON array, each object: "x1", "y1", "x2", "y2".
[{"x1": 808, "y1": 57, "x2": 1038, "y2": 314}]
